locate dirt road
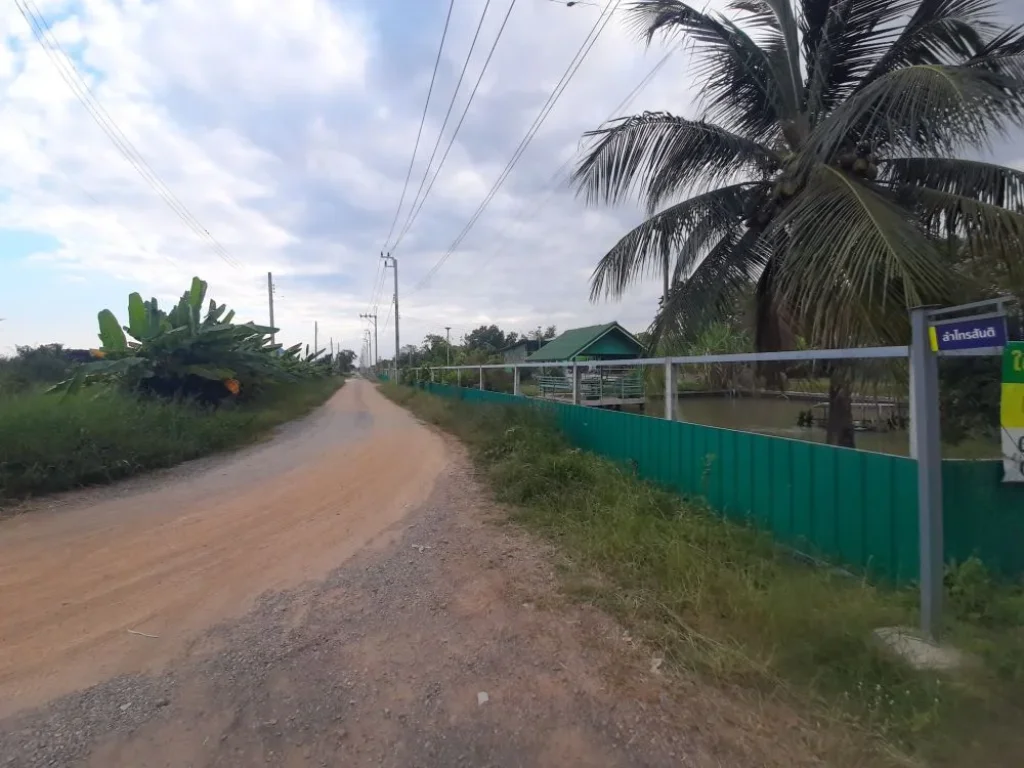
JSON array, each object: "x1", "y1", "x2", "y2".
[
  {"x1": 0, "y1": 380, "x2": 814, "y2": 767},
  {"x1": 0, "y1": 381, "x2": 446, "y2": 715}
]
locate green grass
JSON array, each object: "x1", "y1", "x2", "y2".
[
  {"x1": 0, "y1": 377, "x2": 344, "y2": 503},
  {"x1": 380, "y1": 383, "x2": 1024, "y2": 767}
]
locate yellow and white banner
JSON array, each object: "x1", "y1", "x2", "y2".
[{"x1": 1003, "y1": 342, "x2": 1024, "y2": 483}]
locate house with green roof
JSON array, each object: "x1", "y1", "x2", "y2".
[
  {"x1": 525, "y1": 322, "x2": 645, "y2": 363},
  {"x1": 525, "y1": 322, "x2": 647, "y2": 408}
]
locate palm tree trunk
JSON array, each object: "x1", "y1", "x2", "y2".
[{"x1": 826, "y1": 364, "x2": 856, "y2": 448}]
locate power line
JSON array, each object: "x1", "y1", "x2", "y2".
[
  {"x1": 547, "y1": 0, "x2": 604, "y2": 8},
  {"x1": 381, "y1": 295, "x2": 394, "y2": 335},
  {"x1": 52, "y1": 171, "x2": 180, "y2": 269},
  {"x1": 381, "y1": 0, "x2": 456, "y2": 252},
  {"x1": 467, "y1": 50, "x2": 673, "y2": 279},
  {"x1": 393, "y1": 0, "x2": 495, "y2": 251},
  {"x1": 14, "y1": 0, "x2": 244, "y2": 271},
  {"x1": 391, "y1": 0, "x2": 518, "y2": 253},
  {"x1": 364, "y1": 261, "x2": 390, "y2": 350},
  {"x1": 411, "y1": 0, "x2": 622, "y2": 292},
  {"x1": 368, "y1": 260, "x2": 388, "y2": 314}
]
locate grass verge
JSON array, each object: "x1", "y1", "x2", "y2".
[
  {"x1": 0, "y1": 377, "x2": 344, "y2": 504},
  {"x1": 380, "y1": 383, "x2": 1024, "y2": 767}
]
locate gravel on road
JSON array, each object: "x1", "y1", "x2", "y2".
[{"x1": 0, "y1": 382, "x2": 819, "y2": 767}]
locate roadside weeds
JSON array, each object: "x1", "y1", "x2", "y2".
[
  {"x1": 0, "y1": 377, "x2": 344, "y2": 504},
  {"x1": 380, "y1": 383, "x2": 1024, "y2": 767}
]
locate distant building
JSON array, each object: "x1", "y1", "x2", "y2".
[
  {"x1": 525, "y1": 322, "x2": 645, "y2": 363},
  {"x1": 499, "y1": 338, "x2": 543, "y2": 364}
]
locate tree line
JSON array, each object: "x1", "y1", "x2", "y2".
[{"x1": 376, "y1": 324, "x2": 558, "y2": 370}]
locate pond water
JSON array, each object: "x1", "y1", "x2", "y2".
[{"x1": 641, "y1": 395, "x2": 999, "y2": 459}]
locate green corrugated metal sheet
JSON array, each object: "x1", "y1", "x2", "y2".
[{"x1": 416, "y1": 382, "x2": 1024, "y2": 581}]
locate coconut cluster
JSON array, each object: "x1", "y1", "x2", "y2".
[{"x1": 837, "y1": 142, "x2": 880, "y2": 180}]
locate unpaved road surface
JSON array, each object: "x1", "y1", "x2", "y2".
[{"x1": 0, "y1": 380, "x2": 816, "y2": 767}]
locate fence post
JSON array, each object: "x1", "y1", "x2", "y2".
[
  {"x1": 572, "y1": 363, "x2": 581, "y2": 405},
  {"x1": 457, "y1": 369, "x2": 461, "y2": 388},
  {"x1": 479, "y1": 366, "x2": 484, "y2": 390},
  {"x1": 430, "y1": 368, "x2": 435, "y2": 383},
  {"x1": 513, "y1": 366, "x2": 521, "y2": 396},
  {"x1": 664, "y1": 360, "x2": 676, "y2": 420},
  {"x1": 909, "y1": 306, "x2": 943, "y2": 640}
]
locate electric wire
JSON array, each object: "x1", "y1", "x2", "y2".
[
  {"x1": 380, "y1": 0, "x2": 456, "y2": 252},
  {"x1": 411, "y1": 0, "x2": 622, "y2": 292},
  {"x1": 14, "y1": 0, "x2": 244, "y2": 270},
  {"x1": 467, "y1": 49, "x2": 672, "y2": 279},
  {"x1": 391, "y1": 0, "x2": 495, "y2": 252},
  {"x1": 390, "y1": 0, "x2": 518, "y2": 253}
]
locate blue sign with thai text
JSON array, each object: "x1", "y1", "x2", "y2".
[{"x1": 929, "y1": 316, "x2": 1007, "y2": 351}]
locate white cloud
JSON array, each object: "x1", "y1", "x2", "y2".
[{"x1": 3, "y1": 0, "x2": 1019, "y2": 362}]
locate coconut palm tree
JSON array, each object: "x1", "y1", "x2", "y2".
[{"x1": 573, "y1": 0, "x2": 1024, "y2": 445}]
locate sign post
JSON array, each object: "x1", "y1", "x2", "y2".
[
  {"x1": 1003, "y1": 342, "x2": 1024, "y2": 484},
  {"x1": 909, "y1": 297, "x2": 1012, "y2": 638},
  {"x1": 910, "y1": 307, "x2": 944, "y2": 640}
]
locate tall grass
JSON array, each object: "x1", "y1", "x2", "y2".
[
  {"x1": 381, "y1": 383, "x2": 1024, "y2": 767},
  {"x1": 0, "y1": 378, "x2": 343, "y2": 503}
]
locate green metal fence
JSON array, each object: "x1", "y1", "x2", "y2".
[{"x1": 417, "y1": 381, "x2": 1024, "y2": 582}]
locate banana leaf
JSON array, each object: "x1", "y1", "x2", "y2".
[
  {"x1": 97, "y1": 309, "x2": 127, "y2": 350},
  {"x1": 126, "y1": 293, "x2": 148, "y2": 339},
  {"x1": 188, "y1": 277, "x2": 208, "y2": 315}
]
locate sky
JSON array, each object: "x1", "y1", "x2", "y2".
[{"x1": 0, "y1": 0, "x2": 1022, "y2": 362}]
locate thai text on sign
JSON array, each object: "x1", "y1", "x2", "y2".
[{"x1": 930, "y1": 316, "x2": 1008, "y2": 352}]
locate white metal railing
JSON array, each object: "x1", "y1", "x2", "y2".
[
  {"x1": 424, "y1": 345, "x2": 912, "y2": 372},
  {"x1": 534, "y1": 369, "x2": 645, "y2": 401},
  {"x1": 418, "y1": 299, "x2": 1020, "y2": 641}
]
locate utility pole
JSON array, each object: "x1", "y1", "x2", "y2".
[
  {"x1": 314, "y1": 321, "x2": 318, "y2": 355},
  {"x1": 445, "y1": 326, "x2": 451, "y2": 366},
  {"x1": 267, "y1": 272, "x2": 276, "y2": 346},
  {"x1": 381, "y1": 252, "x2": 399, "y2": 380},
  {"x1": 360, "y1": 312, "x2": 378, "y2": 370}
]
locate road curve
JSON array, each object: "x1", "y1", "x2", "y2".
[{"x1": 0, "y1": 379, "x2": 447, "y2": 717}]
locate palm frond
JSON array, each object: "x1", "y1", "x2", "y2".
[
  {"x1": 968, "y1": 23, "x2": 1024, "y2": 80},
  {"x1": 730, "y1": 0, "x2": 781, "y2": 32},
  {"x1": 858, "y1": 0, "x2": 1002, "y2": 86},
  {"x1": 807, "y1": 63, "x2": 1024, "y2": 160},
  {"x1": 958, "y1": 234, "x2": 1024, "y2": 299},
  {"x1": 883, "y1": 157, "x2": 1024, "y2": 210},
  {"x1": 729, "y1": 0, "x2": 803, "y2": 112},
  {"x1": 589, "y1": 183, "x2": 759, "y2": 301},
  {"x1": 799, "y1": 0, "x2": 831, "y2": 61},
  {"x1": 898, "y1": 183, "x2": 1024, "y2": 251},
  {"x1": 921, "y1": 188, "x2": 1024, "y2": 297},
  {"x1": 649, "y1": 226, "x2": 769, "y2": 346},
  {"x1": 772, "y1": 164, "x2": 953, "y2": 343},
  {"x1": 573, "y1": 113, "x2": 778, "y2": 209},
  {"x1": 669, "y1": 194, "x2": 758, "y2": 284},
  {"x1": 626, "y1": 0, "x2": 793, "y2": 142},
  {"x1": 803, "y1": 0, "x2": 916, "y2": 118}
]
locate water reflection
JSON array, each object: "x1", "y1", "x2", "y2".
[{"x1": 640, "y1": 395, "x2": 998, "y2": 458}]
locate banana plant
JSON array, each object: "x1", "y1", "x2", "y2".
[{"x1": 50, "y1": 276, "x2": 294, "y2": 399}]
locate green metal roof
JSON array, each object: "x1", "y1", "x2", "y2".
[{"x1": 525, "y1": 322, "x2": 643, "y2": 362}]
